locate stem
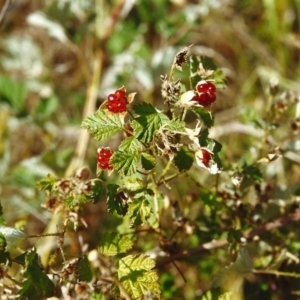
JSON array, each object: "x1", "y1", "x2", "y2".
[
  {"x1": 253, "y1": 269, "x2": 300, "y2": 278},
  {"x1": 157, "y1": 157, "x2": 174, "y2": 184},
  {"x1": 180, "y1": 107, "x2": 188, "y2": 121},
  {"x1": 150, "y1": 173, "x2": 160, "y2": 221}
]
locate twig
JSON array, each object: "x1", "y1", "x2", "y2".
[
  {"x1": 156, "y1": 210, "x2": 300, "y2": 268},
  {"x1": 172, "y1": 261, "x2": 187, "y2": 283},
  {"x1": 0, "y1": 0, "x2": 11, "y2": 26},
  {"x1": 253, "y1": 269, "x2": 300, "y2": 278}
]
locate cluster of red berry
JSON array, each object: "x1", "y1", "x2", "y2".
[
  {"x1": 97, "y1": 148, "x2": 113, "y2": 170},
  {"x1": 106, "y1": 89, "x2": 128, "y2": 113},
  {"x1": 192, "y1": 81, "x2": 216, "y2": 107}
]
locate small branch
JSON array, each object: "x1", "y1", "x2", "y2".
[
  {"x1": 253, "y1": 269, "x2": 300, "y2": 278},
  {"x1": 172, "y1": 261, "x2": 187, "y2": 283},
  {"x1": 0, "y1": 0, "x2": 11, "y2": 26},
  {"x1": 156, "y1": 210, "x2": 300, "y2": 268}
]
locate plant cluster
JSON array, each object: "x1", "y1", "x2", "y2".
[{"x1": 1, "y1": 40, "x2": 300, "y2": 300}]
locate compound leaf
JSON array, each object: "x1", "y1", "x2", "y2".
[
  {"x1": 118, "y1": 255, "x2": 160, "y2": 299},
  {"x1": 81, "y1": 109, "x2": 123, "y2": 141},
  {"x1": 132, "y1": 102, "x2": 170, "y2": 143},
  {"x1": 111, "y1": 151, "x2": 140, "y2": 176},
  {"x1": 118, "y1": 136, "x2": 143, "y2": 153},
  {"x1": 98, "y1": 232, "x2": 133, "y2": 256},
  {"x1": 127, "y1": 198, "x2": 151, "y2": 226}
]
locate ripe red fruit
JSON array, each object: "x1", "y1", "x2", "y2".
[
  {"x1": 196, "y1": 82, "x2": 216, "y2": 94},
  {"x1": 194, "y1": 81, "x2": 217, "y2": 107},
  {"x1": 97, "y1": 148, "x2": 113, "y2": 170},
  {"x1": 106, "y1": 88, "x2": 128, "y2": 113},
  {"x1": 201, "y1": 149, "x2": 211, "y2": 167}
]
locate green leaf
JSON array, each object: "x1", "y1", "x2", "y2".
[
  {"x1": 127, "y1": 198, "x2": 151, "y2": 226},
  {"x1": 132, "y1": 102, "x2": 170, "y2": 143},
  {"x1": 118, "y1": 255, "x2": 160, "y2": 299},
  {"x1": 107, "y1": 184, "x2": 128, "y2": 216},
  {"x1": 193, "y1": 107, "x2": 214, "y2": 128},
  {"x1": 0, "y1": 232, "x2": 7, "y2": 254},
  {"x1": 118, "y1": 136, "x2": 143, "y2": 153},
  {"x1": 141, "y1": 153, "x2": 156, "y2": 170},
  {"x1": 242, "y1": 165, "x2": 262, "y2": 183},
  {"x1": 200, "y1": 190, "x2": 222, "y2": 210},
  {"x1": 0, "y1": 203, "x2": 5, "y2": 225},
  {"x1": 111, "y1": 151, "x2": 140, "y2": 176},
  {"x1": 98, "y1": 232, "x2": 133, "y2": 256},
  {"x1": 36, "y1": 174, "x2": 57, "y2": 192},
  {"x1": 78, "y1": 254, "x2": 93, "y2": 282},
  {"x1": 0, "y1": 251, "x2": 12, "y2": 266},
  {"x1": 91, "y1": 180, "x2": 106, "y2": 204},
  {"x1": 174, "y1": 148, "x2": 194, "y2": 171},
  {"x1": 133, "y1": 102, "x2": 157, "y2": 115},
  {"x1": 0, "y1": 75, "x2": 27, "y2": 112},
  {"x1": 198, "y1": 128, "x2": 209, "y2": 147},
  {"x1": 162, "y1": 118, "x2": 186, "y2": 132},
  {"x1": 81, "y1": 109, "x2": 123, "y2": 141},
  {"x1": 19, "y1": 249, "x2": 55, "y2": 300},
  {"x1": 33, "y1": 96, "x2": 58, "y2": 119},
  {"x1": 122, "y1": 176, "x2": 145, "y2": 192}
]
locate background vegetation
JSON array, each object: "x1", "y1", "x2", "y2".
[{"x1": 0, "y1": 0, "x2": 300, "y2": 299}]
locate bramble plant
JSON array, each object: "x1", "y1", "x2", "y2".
[{"x1": 1, "y1": 44, "x2": 300, "y2": 300}]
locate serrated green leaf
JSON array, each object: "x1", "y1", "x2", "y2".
[
  {"x1": 162, "y1": 118, "x2": 186, "y2": 132},
  {"x1": 90, "y1": 180, "x2": 106, "y2": 204},
  {"x1": 81, "y1": 109, "x2": 123, "y2": 141},
  {"x1": 36, "y1": 174, "x2": 57, "y2": 192},
  {"x1": 118, "y1": 255, "x2": 160, "y2": 299},
  {"x1": 131, "y1": 102, "x2": 170, "y2": 143},
  {"x1": 174, "y1": 148, "x2": 194, "y2": 171},
  {"x1": 98, "y1": 232, "x2": 133, "y2": 256},
  {"x1": 78, "y1": 254, "x2": 93, "y2": 282},
  {"x1": 19, "y1": 249, "x2": 55, "y2": 300},
  {"x1": 107, "y1": 184, "x2": 128, "y2": 216},
  {"x1": 122, "y1": 177, "x2": 145, "y2": 192},
  {"x1": 141, "y1": 153, "x2": 156, "y2": 170},
  {"x1": 133, "y1": 102, "x2": 157, "y2": 115},
  {"x1": 118, "y1": 136, "x2": 143, "y2": 153},
  {"x1": 127, "y1": 198, "x2": 151, "y2": 226},
  {"x1": 111, "y1": 151, "x2": 140, "y2": 176}
]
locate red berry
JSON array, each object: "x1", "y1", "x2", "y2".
[
  {"x1": 115, "y1": 89, "x2": 126, "y2": 101},
  {"x1": 196, "y1": 81, "x2": 216, "y2": 94},
  {"x1": 108, "y1": 94, "x2": 116, "y2": 101},
  {"x1": 97, "y1": 148, "x2": 113, "y2": 170},
  {"x1": 106, "y1": 89, "x2": 128, "y2": 113},
  {"x1": 206, "y1": 82, "x2": 216, "y2": 93},
  {"x1": 201, "y1": 149, "x2": 211, "y2": 167}
]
